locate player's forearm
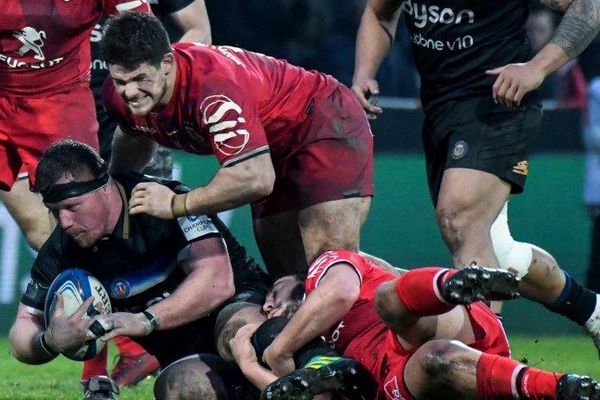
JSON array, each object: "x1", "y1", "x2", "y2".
[
  {"x1": 239, "y1": 360, "x2": 279, "y2": 391},
  {"x1": 182, "y1": 153, "x2": 275, "y2": 215},
  {"x1": 353, "y1": 3, "x2": 398, "y2": 82},
  {"x1": 9, "y1": 312, "x2": 56, "y2": 364},
  {"x1": 540, "y1": 0, "x2": 600, "y2": 61},
  {"x1": 271, "y1": 292, "x2": 352, "y2": 359}
]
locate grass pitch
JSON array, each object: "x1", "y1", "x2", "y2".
[{"x1": 0, "y1": 335, "x2": 598, "y2": 399}]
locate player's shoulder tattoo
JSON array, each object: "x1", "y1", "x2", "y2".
[{"x1": 541, "y1": 0, "x2": 600, "y2": 58}]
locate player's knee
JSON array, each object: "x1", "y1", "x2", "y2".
[
  {"x1": 215, "y1": 303, "x2": 264, "y2": 362},
  {"x1": 490, "y1": 211, "x2": 532, "y2": 278},
  {"x1": 375, "y1": 281, "x2": 403, "y2": 326},
  {"x1": 155, "y1": 358, "x2": 229, "y2": 400},
  {"x1": 435, "y1": 206, "x2": 472, "y2": 249},
  {"x1": 418, "y1": 340, "x2": 463, "y2": 381}
]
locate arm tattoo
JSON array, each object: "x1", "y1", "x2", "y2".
[{"x1": 541, "y1": 0, "x2": 600, "y2": 58}]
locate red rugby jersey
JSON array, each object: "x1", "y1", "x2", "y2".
[
  {"x1": 103, "y1": 42, "x2": 341, "y2": 167},
  {"x1": 0, "y1": 0, "x2": 150, "y2": 96},
  {"x1": 305, "y1": 250, "x2": 393, "y2": 376}
]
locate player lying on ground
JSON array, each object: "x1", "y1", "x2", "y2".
[{"x1": 233, "y1": 251, "x2": 600, "y2": 400}]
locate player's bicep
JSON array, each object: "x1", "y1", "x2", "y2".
[
  {"x1": 171, "y1": 0, "x2": 212, "y2": 44},
  {"x1": 538, "y1": 0, "x2": 573, "y2": 14}
]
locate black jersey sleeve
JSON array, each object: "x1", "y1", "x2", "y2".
[
  {"x1": 21, "y1": 230, "x2": 66, "y2": 312},
  {"x1": 155, "y1": 0, "x2": 195, "y2": 14}
]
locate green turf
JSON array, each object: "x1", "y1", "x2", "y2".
[{"x1": 0, "y1": 335, "x2": 597, "y2": 399}]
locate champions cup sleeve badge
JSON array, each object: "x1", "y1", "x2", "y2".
[{"x1": 451, "y1": 140, "x2": 468, "y2": 160}]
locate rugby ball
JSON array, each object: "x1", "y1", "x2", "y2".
[{"x1": 44, "y1": 269, "x2": 112, "y2": 361}]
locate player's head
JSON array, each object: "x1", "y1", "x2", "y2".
[
  {"x1": 101, "y1": 12, "x2": 174, "y2": 116},
  {"x1": 35, "y1": 140, "x2": 114, "y2": 248},
  {"x1": 262, "y1": 275, "x2": 305, "y2": 319}
]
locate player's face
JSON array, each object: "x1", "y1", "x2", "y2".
[
  {"x1": 46, "y1": 187, "x2": 111, "y2": 248},
  {"x1": 109, "y1": 55, "x2": 174, "y2": 116},
  {"x1": 262, "y1": 275, "x2": 303, "y2": 319}
]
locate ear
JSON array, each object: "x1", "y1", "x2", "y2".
[{"x1": 161, "y1": 53, "x2": 174, "y2": 75}]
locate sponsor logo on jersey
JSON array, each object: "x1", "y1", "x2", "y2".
[
  {"x1": 451, "y1": 140, "x2": 468, "y2": 160},
  {"x1": 401, "y1": 0, "x2": 475, "y2": 29},
  {"x1": 14, "y1": 27, "x2": 47, "y2": 61},
  {"x1": 384, "y1": 375, "x2": 406, "y2": 400},
  {"x1": 128, "y1": 125, "x2": 158, "y2": 136},
  {"x1": 512, "y1": 160, "x2": 528, "y2": 176},
  {"x1": 307, "y1": 251, "x2": 341, "y2": 279},
  {"x1": 200, "y1": 95, "x2": 250, "y2": 156},
  {"x1": 110, "y1": 278, "x2": 131, "y2": 299}
]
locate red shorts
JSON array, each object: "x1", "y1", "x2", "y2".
[
  {"x1": 251, "y1": 85, "x2": 374, "y2": 218},
  {"x1": 380, "y1": 303, "x2": 510, "y2": 400},
  {"x1": 0, "y1": 84, "x2": 99, "y2": 190}
]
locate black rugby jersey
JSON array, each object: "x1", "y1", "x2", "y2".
[
  {"x1": 401, "y1": 0, "x2": 533, "y2": 112},
  {"x1": 21, "y1": 172, "x2": 261, "y2": 315}
]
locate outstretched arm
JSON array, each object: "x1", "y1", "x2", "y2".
[
  {"x1": 487, "y1": 0, "x2": 600, "y2": 108},
  {"x1": 352, "y1": 0, "x2": 403, "y2": 118},
  {"x1": 129, "y1": 152, "x2": 276, "y2": 219}
]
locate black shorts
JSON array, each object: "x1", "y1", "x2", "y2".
[
  {"x1": 219, "y1": 261, "x2": 271, "y2": 312},
  {"x1": 422, "y1": 96, "x2": 542, "y2": 205}
]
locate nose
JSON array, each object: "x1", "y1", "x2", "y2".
[
  {"x1": 262, "y1": 298, "x2": 274, "y2": 314},
  {"x1": 123, "y1": 82, "x2": 139, "y2": 99}
]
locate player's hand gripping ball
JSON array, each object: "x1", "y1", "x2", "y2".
[{"x1": 44, "y1": 269, "x2": 112, "y2": 361}]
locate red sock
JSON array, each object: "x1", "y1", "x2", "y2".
[
  {"x1": 476, "y1": 353, "x2": 563, "y2": 400},
  {"x1": 81, "y1": 345, "x2": 108, "y2": 381},
  {"x1": 394, "y1": 267, "x2": 457, "y2": 316},
  {"x1": 476, "y1": 353, "x2": 524, "y2": 400},
  {"x1": 519, "y1": 367, "x2": 563, "y2": 400},
  {"x1": 114, "y1": 336, "x2": 146, "y2": 358}
]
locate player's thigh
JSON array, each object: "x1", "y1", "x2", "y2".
[
  {"x1": 155, "y1": 354, "x2": 249, "y2": 400},
  {"x1": 252, "y1": 210, "x2": 308, "y2": 277},
  {"x1": 14, "y1": 85, "x2": 99, "y2": 184},
  {"x1": 437, "y1": 167, "x2": 510, "y2": 226},
  {"x1": 298, "y1": 196, "x2": 371, "y2": 263},
  {"x1": 0, "y1": 177, "x2": 55, "y2": 249},
  {"x1": 0, "y1": 97, "x2": 23, "y2": 190}
]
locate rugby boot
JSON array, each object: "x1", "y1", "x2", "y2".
[
  {"x1": 83, "y1": 376, "x2": 119, "y2": 400},
  {"x1": 442, "y1": 266, "x2": 520, "y2": 305},
  {"x1": 110, "y1": 352, "x2": 160, "y2": 387},
  {"x1": 584, "y1": 294, "x2": 600, "y2": 359},
  {"x1": 556, "y1": 374, "x2": 600, "y2": 400},
  {"x1": 261, "y1": 356, "x2": 376, "y2": 400}
]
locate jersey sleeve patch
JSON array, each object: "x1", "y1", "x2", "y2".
[{"x1": 177, "y1": 214, "x2": 219, "y2": 241}]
